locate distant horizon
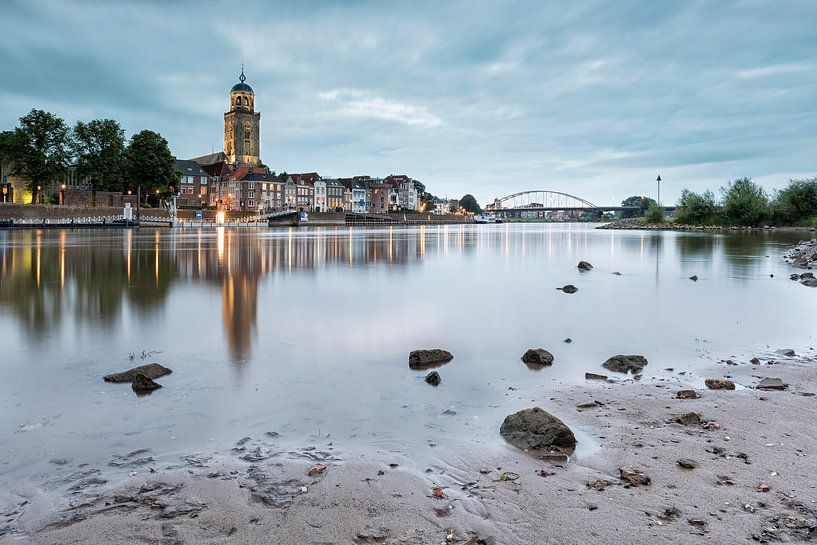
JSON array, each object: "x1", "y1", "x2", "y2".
[{"x1": 1, "y1": 0, "x2": 815, "y2": 206}]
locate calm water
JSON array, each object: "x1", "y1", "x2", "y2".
[{"x1": 1, "y1": 224, "x2": 815, "y2": 486}]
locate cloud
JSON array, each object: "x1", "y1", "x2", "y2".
[
  {"x1": 1, "y1": 0, "x2": 816, "y2": 205},
  {"x1": 319, "y1": 89, "x2": 444, "y2": 128}
]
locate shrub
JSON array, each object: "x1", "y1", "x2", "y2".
[
  {"x1": 643, "y1": 202, "x2": 666, "y2": 224},
  {"x1": 720, "y1": 178, "x2": 767, "y2": 226},
  {"x1": 676, "y1": 189, "x2": 717, "y2": 224},
  {"x1": 770, "y1": 177, "x2": 817, "y2": 225}
]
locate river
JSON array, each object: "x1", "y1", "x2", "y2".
[{"x1": 0, "y1": 224, "x2": 814, "y2": 488}]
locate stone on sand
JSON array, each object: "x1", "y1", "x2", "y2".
[{"x1": 500, "y1": 407, "x2": 577, "y2": 452}]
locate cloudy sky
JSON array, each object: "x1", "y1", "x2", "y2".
[{"x1": 1, "y1": 0, "x2": 815, "y2": 206}]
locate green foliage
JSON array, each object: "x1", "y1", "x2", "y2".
[
  {"x1": 124, "y1": 130, "x2": 176, "y2": 194},
  {"x1": 621, "y1": 195, "x2": 657, "y2": 215},
  {"x1": 414, "y1": 180, "x2": 426, "y2": 196},
  {"x1": 6, "y1": 109, "x2": 71, "y2": 202},
  {"x1": 459, "y1": 194, "x2": 481, "y2": 213},
  {"x1": 720, "y1": 178, "x2": 768, "y2": 226},
  {"x1": 770, "y1": 177, "x2": 817, "y2": 225},
  {"x1": 643, "y1": 202, "x2": 666, "y2": 224},
  {"x1": 675, "y1": 189, "x2": 717, "y2": 224},
  {"x1": 71, "y1": 119, "x2": 126, "y2": 193},
  {"x1": 45, "y1": 194, "x2": 59, "y2": 205}
]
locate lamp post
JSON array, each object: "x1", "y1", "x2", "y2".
[{"x1": 656, "y1": 175, "x2": 662, "y2": 206}]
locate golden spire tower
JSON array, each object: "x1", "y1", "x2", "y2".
[{"x1": 224, "y1": 66, "x2": 261, "y2": 166}]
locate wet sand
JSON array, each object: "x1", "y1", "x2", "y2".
[{"x1": 5, "y1": 351, "x2": 816, "y2": 545}]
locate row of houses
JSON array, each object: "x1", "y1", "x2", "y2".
[{"x1": 174, "y1": 153, "x2": 426, "y2": 214}]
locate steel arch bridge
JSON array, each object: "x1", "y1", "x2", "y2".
[{"x1": 486, "y1": 190, "x2": 599, "y2": 211}]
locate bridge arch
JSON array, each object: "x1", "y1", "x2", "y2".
[{"x1": 487, "y1": 191, "x2": 599, "y2": 210}]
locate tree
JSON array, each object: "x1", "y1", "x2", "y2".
[
  {"x1": 123, "y1": 130, "x2": 177, "y2": 197},
  {"x1": 414, "y1": 180, "x2": 426, "y2": 196},
  {"x1": 770, "y1": 177, "x2": 817, "y2": 225},
  {"x1": 621, "y1": 195, "x2": 657, "y2": 215},
  {"x1": 459, "y1": 194, "x2": 481, "y2": 213},
  {"x1": 676, "y1": 189, "x2": 717, "y2": 224},
  {"x1": 5, "y1": 109, "x2": 71, "y2": 203},
  {"x1": 720, "y1": 177, "x2": 767, "y2": 226},
  {"x1": 71, "y1": 119, "x2": 126, "y2": 200}
]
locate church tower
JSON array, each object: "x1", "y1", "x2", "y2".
[{"x1": 224, "y1": 67, "x2": 261, "y2": 167}]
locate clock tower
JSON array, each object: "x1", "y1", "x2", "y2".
[{"x1": 224, "y1": 67, "x2": 261, "y2": 167}]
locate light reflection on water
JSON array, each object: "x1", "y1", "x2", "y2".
[{"x1": 0, "y1": 224, "x2": 814, "y2": 482}]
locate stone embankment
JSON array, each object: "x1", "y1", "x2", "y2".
[{"x1": 785, "y1": 239, "x2": 817, "y2": 269}]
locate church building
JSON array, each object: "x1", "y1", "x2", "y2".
[
  {"x1": 224, "y1": 68, "x2": 261, "y2": 167},
  {"x1": 190, "y1": 67, "x2": 270, "y2": 211}
]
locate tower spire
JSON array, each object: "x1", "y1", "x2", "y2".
[{"x1": 239, "y1": 62, "x2": 245, "y2": 83}]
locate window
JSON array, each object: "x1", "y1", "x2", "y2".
[
  {"x1": 248, "y1": 200, "x2": 254, "y2": 207},
  {"x1": 200, "y1": 187, "x2": 207, "y2": 195},
  {"x1": 244, "y1": 97, "x2": 249, "y2": 106},
  {"x1": 248, "y1": 191, "x2": 254, "y2": 199},
  {"x1": 235, "y1": 97, "x2": 240, "y2": 106}
]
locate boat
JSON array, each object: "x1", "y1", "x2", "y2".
[{"x1": 474, "y1": 213, "x2": 499, "y2": 224}]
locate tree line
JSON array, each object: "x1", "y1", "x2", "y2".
[
  {"x1": 0, "y1": 109, "x2": 177, "y2": 203},
  {"x1": 622, "y1": 176, "x2": 817, "y2": 227}
]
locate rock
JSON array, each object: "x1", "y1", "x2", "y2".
[
  {"x1": 750, "y1": 357, "x2": 761, "y2": 364},
  {"x1": 576, "y1": 400, "x2": 604, "y2": 409},
  {"x1": 611, "y1": 271, "x2": 622, "y2": 276},
  {"x1": 425, "y1": 371, "x2": 441, "y2": 386},
  {"x1": 676, "y1": 390, "x2": 699, "y2": 399},
  {"x1": 559, "y1": 284, "x2": 578, "y2": 294},
  {"x1": 408, "y1": 349, "x2": 453, "y2": 370},
  {"x1": 521, "y1": 348, "x2": 554, "y2": 368},
  {"x1": 790, "y1": 273, "x2": 801, "y2": 281},
  {"x1": 801, "y1": 272, "x2": 815, "y2": 279},
  {"x1": 586, "y1": 479, "x2": 610, "y2": 491},
  {"x1": 563, "y1": 338, "x2": 572, "y2": 343},
  {"x1": 801, "y1": 277, "x2": 817, "y2": 287},
  {"x1": 585, "y1": 372, "x2": 608, "y2": 381},
  {"x1": 619, "y1": 467, "x2": 651, "y2": 486},
  {"x1": 716, "y1": 475, "x2": 735, "y2": 485},
  {"x1": 577, "y1": 261, "x2": 593, "y2": 271},
  {"x1": 602, "y1": 355, "x2": 648, "y2": 374},
  {"x1": 774, "y1": 349, "x2": 795, "y2": 357},
  {"x1": 756, "y1": 377, "x2": 787, "y2": 391},
  {"x1": 705, "y1": 378, "x2": 735, "y2": 390},
  {"x1": 104, "y1": 363, "x2": 172, "y2": 383},
  {"x1": 500, "y1": 407, "x2": 577, "y2": 452},
  {"x1": 689, "y1": 275, "x2": 698, "y2": 281},
  {"x1": 675, "y1": 412, "x2": 701, "y2": 427},
  {"x1": 131, "y1": 373, "x2": 162, "y2": 394},
  {"x1": 677, "y1": 459, "x2": 698, "y2": 469}
]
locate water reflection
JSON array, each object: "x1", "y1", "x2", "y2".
[
  {"x1": 0, "y1": 225, "x2": 809, "y2": 364},
  {"x1": 0, "y1": 227, "x2": 465, "y2": 362}
]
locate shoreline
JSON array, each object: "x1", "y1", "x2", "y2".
[
  {"x1": 5, "y1": 349, "x2": 817, "y2": 545},
  {"x1": 597, "y1": 221, "x2": 817, "y2": 233}
]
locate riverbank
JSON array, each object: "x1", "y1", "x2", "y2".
[
  {"x1": 5, "y1": 348, "x2": 817, "y2": 545},
  {"x1": 598, "y1": 220, "x2": 817, "y2": 233}
]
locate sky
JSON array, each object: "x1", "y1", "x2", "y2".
[{"x1": 1, "y1": 0, "x2": 816, "y2": 206}]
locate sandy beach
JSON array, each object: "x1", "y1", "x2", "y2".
[{"x1": 5, "y1": 346, "x2": 816, "y2": 545}]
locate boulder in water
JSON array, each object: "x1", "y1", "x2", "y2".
[
  {"x1": 602, "y1": 355, "x2": 648, "y2": 374},
  {"x1": 521, "y1": 348, "x2": 554, "y2": 368},
  {"x1": 104, "y1": 363, "x2": 172, "y2": 383},
  {"x1": 409, "y1": 349, "x2": 453, "y2": 370},
  {"x1": 131, "y1": 373, "x2": 162, "y2": 395}
]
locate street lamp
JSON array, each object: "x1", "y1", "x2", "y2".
[{"x1": 656, "y1": 175, "x2": 662, "y2": 206}]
